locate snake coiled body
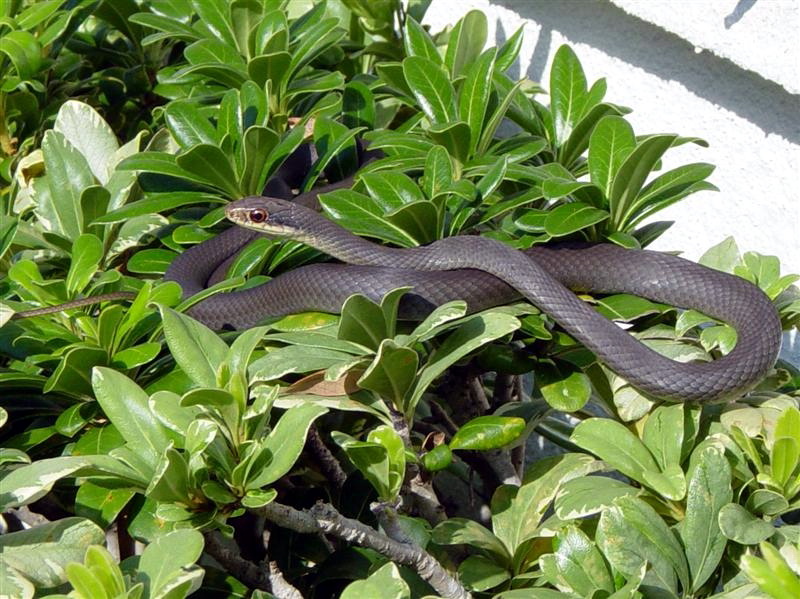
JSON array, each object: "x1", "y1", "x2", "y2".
[
  {"x1": 224, "y1": 196, "x2": 782, "y2": 402},
  {"x1": 16, "y1": 143, "x2": 777, "y2": 402}
]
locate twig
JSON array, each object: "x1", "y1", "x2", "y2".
[
  {"x1": 482, "y1": 449, "x2": 521, "y2": 486},
  {"x1": 408, "y1": 474, "x2": 447, "y2": 524},
  {"x1": 467, "y1": 377, "x2": 491, "y2": 414},
  {"x1": 203, "y1": 531, "x2": 272, "y2": 592},
  {"x1": 306, "y1": 425, "x2": 347, "y2": 490},
  {"x1": 258, "y1": 501, "x2": 471, "y2": 599},
  {"x1": 491, "y1": 373, "x2": 515, "y2": 408},
  {"x1": 267, "y1": 561, "x2": 304, "y2": 599}
]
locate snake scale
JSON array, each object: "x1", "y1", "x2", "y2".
[{"x1": 13, "y1": 143, "x2": 782, "y2": 401}]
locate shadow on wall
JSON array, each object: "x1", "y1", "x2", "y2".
[{"x1": 493, "y1": 0, "x2": 800, "y2": 143}]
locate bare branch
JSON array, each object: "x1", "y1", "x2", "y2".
[
  {"x1": 204, "y1": 531, "x2": 272, "y2": 593},
  {"x1": 259, "y1": 501, "x2": 471, "y2": 599},
  {"x1": 306, "y1": 425, "x2": 347, "y2": 490}
]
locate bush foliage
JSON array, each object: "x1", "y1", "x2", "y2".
[{"x1": 1, "y1": 1, "x2": 799, "y2": 598}]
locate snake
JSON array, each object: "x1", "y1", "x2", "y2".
[
  {"x1": 223, "y1": 194, "x2": 782, "y2": 403},
  {"x1": 11, "y1": 143, "x2": 782, "y2": 402}
]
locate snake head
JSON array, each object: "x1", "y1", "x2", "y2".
[{"x1": 226, "y1": 196, "x2": 307, "y2": 238}]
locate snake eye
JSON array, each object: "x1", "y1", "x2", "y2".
[{"x1": 249, "y1": 209, "x2": 267, "y2": 223}]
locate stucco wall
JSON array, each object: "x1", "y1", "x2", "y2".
[{"x1": 425, "y1": 0, "x2": 799, "y2": 361}]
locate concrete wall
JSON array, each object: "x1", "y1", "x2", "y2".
[{"x1": 425, "y1": 0, "x2": 799, "y2": 361}]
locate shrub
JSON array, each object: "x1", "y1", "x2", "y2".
[{"x1": 1, "y1": 2, "x2": 798, "y2": 598}]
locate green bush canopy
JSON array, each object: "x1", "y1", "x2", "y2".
[{"x1": 0, "y1": 1, "x2": 798, "y2": 598}]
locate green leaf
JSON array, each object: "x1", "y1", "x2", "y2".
[
  {"x1": 332, "y1": 431, "x2": 392, "y2": 500},
  {"x1": 422, "y1": 443, "x2": 452, "y2": 472},
  {"x1": 432, "y1": 518, "x2": 510, "y2": 563},
  {"x1": 359, "y1": 172, "x2": 426, "y2": 210},
  {"x1": 588, "y1": 115, "x2": 635, "y2": 197},
  {"x1": 136, "y1": 528, "x2": 204, "y2": 596},
  {"x1": 536, "y1": 362, "x2": 592, "y2": 412},
  {"x1": 45, "y1": 344, "x2": 107, "y2": 396},
  {"x1": 450, "y1": 416, "x2": 526, "y2": 451},
  {"x1": 458, "y1": 47, "x2": 496, "y2": 155},
  {"x1": 597, "y1": 495, "x2": 690, "y2": 593},
  {"x1": 550, "y1": 45, "x2": 588, "y2": 146},
  {"x1": 492, "y1": 453, "x2": 599, "y2": 557},
  {"x1": 341, "y1": 562, "x2": 410, "y2": 599},
  {"x1": 594, "y1": 294, "x2": 669, "y2": 322},
  {"x1": 571, "y1": 418, "x2": 658, "y2": 484},
  {"x1": 92, "y1": 368, "x2": 172, "y2": 468},
  {"x1": 554, "y1": 476, "x2": 638, "y2": 519},
  {"x1": 402, "y1": 56, "x2": 457, "y2": 125},
  {"x1": 247, "y1": 50, "x2": 290, "y2": 88},
  {"x1": 75, "y1": 482, "x2": 135, "y2": 528},
  {"x1": 0, "y1": 30, "x2": 41, "y2": 79},
  {"x1": 476, "y1": 78, "x2": 526, "y2": 155},
  {"x1": 0, "y1": 457, "x2": 98, "y2": 510},
  {"x1": 192, "y1": 0, "x2": 238, "y2": 48},
  {"x1": 406, "y1": 312, "x2": 520, "y2": 417},
  {"x1": 65, "y1": 234, "x2": 103, "y2": 295},
  {"x1": 176, "y1": 144, "x2": 240, "y2": 197},
  {"x1": 741, "y1": 542, "x2": 800, "y2": 599},
  {"x1": 343, "y1": 81, "x2": 375, "y2": 130},
  {"x1": 626, "y1": 162, "x2": 716, "y2": 224},
  {"x1": 770, "y1": 437, "x2": 800, "y2": 487},
  {"x1": 496, "y1": 26, "x2": 524, "y2": 72},
  {"x1": 321, "y1": 189, "x2": 419, "y2": 247},
  {"x1": 0, "y1": 518, "x2": 105, "y2": 588},
  {"x1": 160, "y1": 307, "x2": 229, "y2": 388},
  {"x1": 164, "y1": 100, "x2": 218, "y2": 148},
  {"x1": 543, "y1": 202, "x2": 609, "y2": 236},
  {"x1": 403, "y1": 16, "x2": 440, "y2": 63},
  {"x1": 36, "y1": 130, "x2": 94, "y2": 240},
  {"x1": 337, "y1": 293, "x2": 390, "y2": 350},
  {"x1": 718, "y1": 503, "x2": 775, "y2": 545},
  {"x1": 680, "y1": 446, "x2": 732, "y2": 591},
  {"x1": 247, "y1": 404, "x2": 328, "y2": 488},
  {"x1": 428, "y1": 120, "x2": 472, "y2": 163},
  {"x1": 444, "y1": 10, "x2": 487, "y2": 78},
  {"x1": 459, "y1": 554, "x2": 511, "y2": 592},
  {"x1": 146, "y1": 445, "x2": 192, "y2": 503},
  {"x1": 544, "y1": 525, "x2": 614, "y2": 596},
  {"x1": 642, "y1": 403, "x2": 686, "y2": 471},
  {"x1": 54, "y1": 100, "x2": 119, "y2": 184},
  {"x1": 249, "y1": 345, "x2": 356, "y2": 381},
  {"x1": 423, "y1": 145, "x2": 452, "y2": 202},
  {"x1": 609, "y1": 134, "x2": 677, "y2": 229},
  {"x1": 357, "y1": 339, "x2": 419, "y2": 407},
  {"x1": 116, "y1": 152, "x2": 212, "y2": 188}
]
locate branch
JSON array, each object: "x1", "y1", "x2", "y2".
[
  {"x1": 267, "y1": 561, "x2": 304, "y2": 599},
  {"x1": 306, "y1": 425, "x2": 347, "y2": 490},
  {"x1": 259, "y1": 501, "x2": 471, "y2": 599},
  {"x1": 204, "y1": 531, "x2": 272, "y2": 593}
]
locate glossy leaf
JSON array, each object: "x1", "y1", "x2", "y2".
[
  {"x1": 549, "y1": 45, "x2": 588, "y2": 146},
  {"x1": 357, "y1": 339, "x2": 419, "y2": 406},
  {"x1": 402, "y1": 56, "x2": 457, "y2": 125},
  {"x1": 588, "y1": 115, "x2": 635, "y2": 197},
  {"x1": 450, "y1": 416, "x2": 526, "y2": 451},
  {"x1": 92, "y1": 368, "x2": 171, "y2": 468},
  {"x1": 444, "y1": 10, "x2": 487, "y2": 78},
  {"x1": 680, "y1": 446, "x2": 731, "y2": 590},
  {"x1": 0, "y1": 518, "x2": 104, "y2": 588},
  {"x1": 597, "y1": 495, "x2": 690, "y2": 593},
  {"x1": 554, "y1": 475, "x2": 638, "y2": 520},
  {"x1": 571, "y1": 418, "x2": 658, "y2": 483}
]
